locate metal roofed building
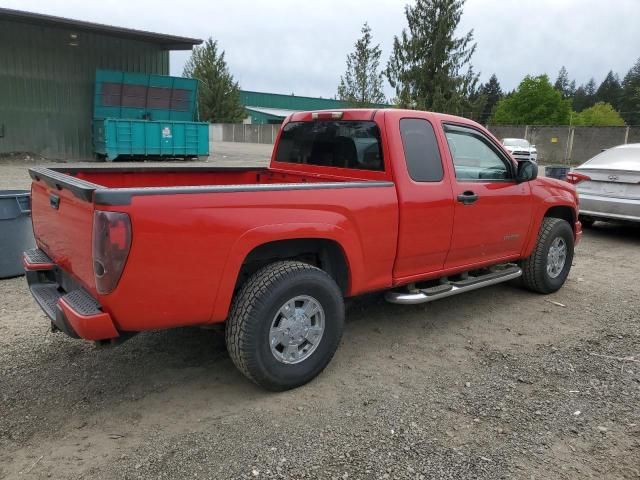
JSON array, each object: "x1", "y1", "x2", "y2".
[
  {"x1": 240, "y1": 90, "x2": 389, "y2": 124},
  {"x1": 0, "y1": 8, "x2": 202, "y2": 160}
]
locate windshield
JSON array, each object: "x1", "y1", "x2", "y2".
[
  {"x1": 275, "y1": 121, "x2": 384, "y2": 171},
  {"x1": 502, "y1": 138, "x2": 530, "y2": 148}
]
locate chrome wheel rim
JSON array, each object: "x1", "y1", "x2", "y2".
[
  {"x1": 547, "y1": 237, "x2": 567, "y2": 278},
  {"x1": 269, "y1": 295, "x2": 325, "y2": 364}
]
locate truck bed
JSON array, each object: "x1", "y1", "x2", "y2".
[
  {"x1": 29, "y1": 166, "x2": 378, "y2": 206},
  {"x1": 27, "y1": 165, "x2": 398, "y2": 330}
]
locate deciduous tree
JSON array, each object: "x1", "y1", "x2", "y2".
[
  {"x1": 492, "y1": 75, "x2": 572, "y2": 125},
  {"x1": 573, "y1": 102, "x2": 625, "y2": 126}
]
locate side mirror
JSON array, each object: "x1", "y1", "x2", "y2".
[{"x1": 516, "y1": 159, "x2": 538, "y2": 183}]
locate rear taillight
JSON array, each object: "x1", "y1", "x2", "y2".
[
  {"x1": 92, "y1": 211, "x2": 132, "y2": 294},
  {"x1": 566, "y1": 172, "x2": 591, "y2": 185}
]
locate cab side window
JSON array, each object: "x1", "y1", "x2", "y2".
[
  {"x1": 444, "y1": 126, "x2": 512, "y2": 181},
  {"x1": 400, "y1": 118, "x2": 444, "y2": 182}
]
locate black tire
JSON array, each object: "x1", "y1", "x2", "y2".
[
  {"x1": 579, "y1": 215, "x2": 595, "y2": 228},
  {"x1": 520, "y1": 217, "x2": 574, "y2": 294},
  {"x1": 225, "y1": 261, "x2": 344, "y2": 391}
]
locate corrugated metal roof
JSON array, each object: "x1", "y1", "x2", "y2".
[
  {"x1": 245, "y1": 106, "x2": 300, "y2": 118},
  {"x1": 0, "y1": 7, "x2": 202, "y2": 50}
]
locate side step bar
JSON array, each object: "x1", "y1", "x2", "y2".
[{"x1": 385, "y1": 265, "x2": 522, "y2": 305}]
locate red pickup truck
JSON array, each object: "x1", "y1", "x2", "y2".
[{"x1": 24, "y1": 109, "x2": 581, "y2": 390}]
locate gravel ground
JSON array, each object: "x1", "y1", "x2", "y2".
[{"x1": 0, "y1": 145, "x2": 638, "y2": 479}]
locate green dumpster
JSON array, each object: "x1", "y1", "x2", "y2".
[{"x1": 93, "y1": 69, "x2": 209, "y2": 161}]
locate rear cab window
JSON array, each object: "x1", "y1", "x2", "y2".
[{"x1": 275, "y1": 121, "x2": 384, "y2": 172}]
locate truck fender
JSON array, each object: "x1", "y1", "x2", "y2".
[
  {"x1": 522, "y1": 195, "x2": 577, "y2": 258},
  {"x1": 209, "y1": 222, "x2": 365, "y2": 322}
]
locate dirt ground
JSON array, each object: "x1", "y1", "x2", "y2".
[{"x1": 0, "y1": 144, "x2": 638, "y2": 479}]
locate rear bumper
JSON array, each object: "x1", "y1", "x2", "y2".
[
  {"x1": 24, "y1": 249, "x2": 119, "y2": 341},
  {"x1": 579, "y1": 193, "x2": 640, "y2": 222}
]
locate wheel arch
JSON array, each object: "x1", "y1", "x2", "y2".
[
  {"x1": 522, "y1": 201, "x2": 578, "y2": 258},
  {"x1": 544, "y1": 205, "x2": 575, "y2": 226},
  {"x1": 236, "y1": 238, "x2": 350, "y2": 294},
  {"x1": 210, "y1": 223, "x2": 363, "y2": 322}
]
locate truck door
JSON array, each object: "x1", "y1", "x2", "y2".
[
  {"x1": 390, "y1": 114, "x2": 456, "y2": 280},
  {"x1": 442, "y1": 124, "x2": 533, "y2": 269}
]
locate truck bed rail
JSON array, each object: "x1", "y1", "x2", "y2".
[{"x1": 29, "y1": 166, "x2": 393, "y2": 206}]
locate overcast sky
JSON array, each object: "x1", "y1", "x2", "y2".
[{"x1": 3, "y1": 0, "x2": 640, "y2": 99}]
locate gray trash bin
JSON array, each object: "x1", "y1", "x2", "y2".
[
  {"x1": 0, "y1": 190, "x2": 36, "y2": 278},
  {"x1": 545, "y1": 165, "x2": 571, "y2": 181}
]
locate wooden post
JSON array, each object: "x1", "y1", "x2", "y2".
[{"x1": 565, "y1": 127, "x2": 575, "y2": 165}]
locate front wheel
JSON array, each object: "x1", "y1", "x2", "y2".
[
  {"x1": 520, "y1": 217, "x2": 575, "y2": 294},
  {"x1": 225, "y1": 261, "x2": 344, "y2": 391}
]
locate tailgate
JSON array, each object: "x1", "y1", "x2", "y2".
[{"x1": 30, "y1": 170, "x2": 98, "y2": 291}]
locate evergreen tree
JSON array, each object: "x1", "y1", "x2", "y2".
[
  {"x1": 554, "y1": 66, "x2": 573, "y2": 98},
  {"x1": 595, "y1": 71, "x2": 622, "y2": 109},
  {"x1": 573, "y1": 78, "x2": 597, "y2": 112},
  {"x1": 492, "y1": 75, "x2": 571, "y2": 125},
  {"x1": 337, "y1": 23, "x2": 386, "y2": 106},
  {"x1": 183, "y1": 38, "x2": 245, "y2": 123},
  {"x1": 585, "y1": 78, "x2": 597, "y2": 97},
  {"x1": 620, "y1": 58, "x2": 640, "y2": 125},
  {"x1": 572, "y1": 86, "x2": 587, "y2": 112},
  {"x1": 462, "y1": 70, "x2": 487, "y2": 121},
  {"x1": 385, "y1": 0, "x2": 478, "y2": 113},
  {"x1": 476, "y1": 74, "x2": 503, "y2": 123}
]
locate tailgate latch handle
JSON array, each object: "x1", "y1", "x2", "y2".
[{"x1": 50, "y1": 194, "x2": 60, "y2": 210}]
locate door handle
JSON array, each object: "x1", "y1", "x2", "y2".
[{"x1": 457, "y1": 191, "x2": 478, "y2": 205}]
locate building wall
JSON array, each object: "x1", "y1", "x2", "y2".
[
  {"x1": 245, "y1": 109, "x2": 285, "y2": 125},
  {"x1": 0, "y1": 19, "x2": 169, "y2": 160}
]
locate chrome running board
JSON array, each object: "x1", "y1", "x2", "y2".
[{"x1": 385, "y1": 265, "x2": 522, "y2": 305}]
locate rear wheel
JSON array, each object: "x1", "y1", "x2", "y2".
[
  {"x1": 225, "y1": 261, "x2": 344, "y2": 391},
  {"x1": 520, "y1": 217, "x2": 574, "y2": 294}
]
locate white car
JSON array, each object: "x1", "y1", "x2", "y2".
[{"x1": 502, "y1": 138, "x2": 538, "y2": 162}]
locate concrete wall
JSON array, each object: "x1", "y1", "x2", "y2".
[
  {"x1": 489, "y1": 125, "x2": 640, "y2": 165},
  {"x1": 211, "y1": 123, "x2": 640, "y2": 166},
  {"x1": 210, "y1": 123, "x2": 280, "y2": 145}
]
